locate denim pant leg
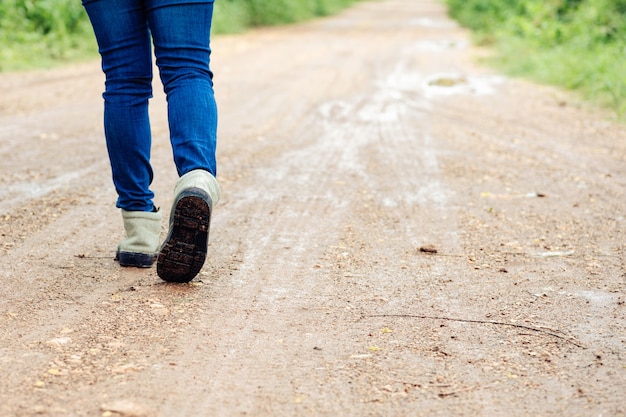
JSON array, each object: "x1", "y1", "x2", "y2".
[
  {"x1": 82, "y1": 0, "x2": 155, "y2": 212},
  {"x1": 147, "y1": 0, "x2": 218, "y2": 178}
]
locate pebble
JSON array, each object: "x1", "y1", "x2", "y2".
[
  {"x1": 46, "y1": 337, "x2": 72, "y2": 347},
  {"x1": 101, "y1": 400, "x2": 154, "y2": 417}
]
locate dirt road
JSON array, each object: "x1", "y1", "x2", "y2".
[{"x1": 1, "y1": 0, "x2": 625, "y2": 416}]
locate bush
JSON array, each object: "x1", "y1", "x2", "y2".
[
  {"x1": 0, "y1": 0, "x2": 95, "y2": 70},
  {"x1": 213, "y1": 0, "x2": 364, "y2": 32},
  {"x1": 0, "y1": 0, "x2": 365, "y2": 71},
  {"x1": 446, "y1": 0, "x2": 626, "y2": 117}
]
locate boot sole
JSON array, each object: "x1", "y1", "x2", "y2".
[{"x1": 157, "y1": 188, "x2": 212, "y2": 283}]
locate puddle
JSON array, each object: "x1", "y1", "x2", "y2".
[
  {"x1": 423, "y1": 73, "x2": 506, "y2": 97},
  {"x1": 428, "y1": 76, "x2": 468, "y2": 87}
]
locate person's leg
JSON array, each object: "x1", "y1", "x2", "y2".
[
  {"x1": 83, "y1": 0, "x2": 162, "y2": 268},
  {"x1": 146, "y1": 0, "x2": 221, "y2": 282},
  {"x1": 147, "y1": 0, "x2": 218, "y2": 177},
  {"x1": 82, "y1": 0, "x2": 156, "y2": 212}
]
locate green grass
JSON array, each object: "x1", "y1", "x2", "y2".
[
  {"x1": 0, "y1": 0, "x2": 365, "y2": 72},
  {"x1": 0, "y1": 0, "x2": 96, "y2": 71},
  {"x1": 213, "y1": 0, "x2": 365, "y2": 33},
  {"x1": 445, "y1": 0, "x2": 626, "y2": 118}
]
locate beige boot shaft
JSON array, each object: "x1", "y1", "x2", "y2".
[
  {"x1": 118, "y1": 209, "x2": 162, "y2": 255},
  {"x1": 174, "y1": 169, "x2": 221, "y2": 206}
]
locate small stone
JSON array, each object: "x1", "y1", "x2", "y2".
[
  {"x1": 419, "y1": 245, "x2": 438, "y2": 254},
  {"x1": 46, "y1": 337, "x2": 72, "y2": 347},
  {"x1": 101, "y1": 400, "x2": 154, "y2": 417}
]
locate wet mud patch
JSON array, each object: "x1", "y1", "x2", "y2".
[{"x1": 423, "y1": 73, "x2": 505, "y2": 97}]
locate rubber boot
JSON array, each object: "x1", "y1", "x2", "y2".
[
  {"x1": 157, "y1": 170, "x2": 221, "y2": 282},
  {"x1": 116, "y1": 209, "x2": 162, "y2": 268}
]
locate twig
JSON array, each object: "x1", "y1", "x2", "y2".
[
  {"x1": 74, "y1": 255, "x2": 111, "y2": 259},
  {"x1": 396, "y1": 380, "x2": 492, "y2": 398},
  {"x1": 365, "y1": 314, "x2": 586, "y2": 349},
  {"x1": 439, "y1": 385, "x2": 490, "y2": 398}
]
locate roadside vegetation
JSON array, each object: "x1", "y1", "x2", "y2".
[
  {"x1": 0, "y1": 0, "x2": 95, "y2": 71},
  {"x1": 212, "y1": 0, "x2": 364, "y2": 33},
  {"x1": 0, "y1": 0, "x2": 364, "y2": 72},
  {"x1": 446, "y1": 0, "x2": 626, "y2": 118}
]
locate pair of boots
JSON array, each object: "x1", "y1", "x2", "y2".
[{"x1": 115, "y1": 170, "x2": 221, "y2": 283}]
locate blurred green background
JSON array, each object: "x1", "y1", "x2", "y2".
[
  {"x1": 0, "y1": 0, "x2": 363, "y2": 71},
  {"x1": 446, "y1": 0, "x2": 626, "y2": 118},
  {"x1": 0, "y1": 0, "x2": 624, "y2": 117}
]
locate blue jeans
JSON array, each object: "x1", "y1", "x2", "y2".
[{"x1": 82, "y1": 0, "x2": 218, "y2": 212}]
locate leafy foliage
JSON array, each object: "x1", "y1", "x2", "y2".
[
  {"x1": 0, "y1": 0, "x2": 365, "y2": 71},
  {"x1": 446, "y1": 0, "x2": 626, "y2": 117},
  {"x1": 213, "y1": 0, "x2": 364, "y2": 32},
  {"x1": 0, "y1": 0, "x2": 95, "y2": 70}
]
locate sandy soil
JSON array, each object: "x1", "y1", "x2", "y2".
[{"x1": 0, "y1": 0, "x2": 625, "y2": 416}]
